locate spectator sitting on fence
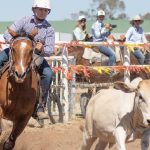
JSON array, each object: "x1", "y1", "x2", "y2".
[
  {"x1": 91, "y1": 10, "x2": 116, "y2": 67},
  {"x1": 73, "y1": 15, "x2": 93, "y2": 41},
  {"x1": 125, "y1": 15, "x2": 149, "y2": 64},
  {"x1": 73, "y1": 15, "x2": 103, "y2": 63}
]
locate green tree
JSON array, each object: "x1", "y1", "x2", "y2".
[
  {"x1": 70, "y1": 0, "x2": 127, "y2": 20},
  {"x1": 95, "y1": 0, "x2": 126, "y2": 19}
]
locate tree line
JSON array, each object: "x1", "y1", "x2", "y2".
[{"x1": 70, "y1": 0, "x2": 150, "y2": 20}]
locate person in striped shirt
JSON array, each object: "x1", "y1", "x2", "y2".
[{"x1": 0, "y1": 0, "x2": 55, "y2": 119}]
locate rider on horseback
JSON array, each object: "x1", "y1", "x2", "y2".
[{"x1": 0, "y1": 0, "x2": 54, "y2": 119}]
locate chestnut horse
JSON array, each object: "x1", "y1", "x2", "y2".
[{"x1": 0, "y1": 29, "x2": 39, "y2": 149}]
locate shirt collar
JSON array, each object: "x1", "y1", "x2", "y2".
[{"x1": 31, "y1": 15, "x2": 49, "y2": 27}]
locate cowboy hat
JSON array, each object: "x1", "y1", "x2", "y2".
[{"x1": 130, "y1": 15, "x2": 144, "y2": 24}]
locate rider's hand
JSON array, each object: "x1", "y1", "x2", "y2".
[{"x1": 35, "y1": 41, "x2": 44, "y2": 53}]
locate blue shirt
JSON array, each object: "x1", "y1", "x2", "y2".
[
  {"x1": 91, "y1": 20, "x2": 111, "y2": 42},
  {"x1": 125, "y1": 26, "x2": 147, "y2": 43},
  {"x1": 4, "y1": 15, "x2": 55, "y2": 57}
]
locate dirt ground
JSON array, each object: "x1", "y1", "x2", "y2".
[{"x1": 0, "y1": 117, "x2": 141, "y2": 150}]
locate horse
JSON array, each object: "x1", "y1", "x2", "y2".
[{"x1": 0, "y1": 28, "x2": 39, "y2": 150}]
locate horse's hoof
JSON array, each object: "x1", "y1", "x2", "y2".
[{"x1": 3, "y1": 140, "x2": 15, "y2": 150}]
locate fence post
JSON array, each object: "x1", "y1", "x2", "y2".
[
  {"x1": 68, "y1": 57, "x2": 76, "y2": 119},
  {"x1": 62, "y1": 45, "x2": 69, "y2": 121},
  {"x1": 123, "y1": 47, "x2": 130, "y2": 83}
]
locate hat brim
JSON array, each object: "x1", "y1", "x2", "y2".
[{"x1": 130, "y1": 20, "x2": 144, "y2": 24}]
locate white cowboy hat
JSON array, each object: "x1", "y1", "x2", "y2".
[{"x1": 130, "y1": 15, "x2": 144, "y2": 24}]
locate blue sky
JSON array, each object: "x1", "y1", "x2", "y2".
[{"x1": 0, "y1": 0, "x2": 150, "y2": 21}]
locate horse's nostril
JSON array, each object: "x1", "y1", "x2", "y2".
[
  {"x1": 15, "y1": 71, "x2": 25, "y2": 78},
  {"x1": 21, "y1": 72, "x2": 26, "y2": 78},
  {"x1": 147, "y1": 119, "x2": 150, "y2": 124},
  {"x1": 15, "y1": 71, "x2": 19, "y2": 77}
]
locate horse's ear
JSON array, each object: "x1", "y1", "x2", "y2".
[
  {"x1": 7, "y1": 27, "x2": 19, "y2": 38},
  {"x1": 28, "y1": 28, "x2": 38, "y2": 39}
]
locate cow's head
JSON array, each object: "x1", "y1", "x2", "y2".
[
  {"x1": 135, "y1": 80, "x2": 150, "y2": 127},
  {"x1": 114, "y1": 78, "x2": 150, "y2": 127}
]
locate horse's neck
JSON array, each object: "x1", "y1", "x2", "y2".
[{"x1": 0, "y1": 62, "x2": 10, "y2": 78}]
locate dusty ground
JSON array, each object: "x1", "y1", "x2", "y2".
[{"x1": 0, "y1": 117, "x2": 141, "y2": 150}]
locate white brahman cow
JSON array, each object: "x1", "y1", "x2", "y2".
[{"x1": 80, "y1": 77, "x2": 150, "y2": 150}]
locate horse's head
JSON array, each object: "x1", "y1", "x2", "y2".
[{"x1": 8, "y1": 28, "x2": 38, "y2": 83}]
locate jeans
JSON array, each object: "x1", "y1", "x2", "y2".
[
  {"x1": 99, "y1": 46, "x2": 116, "y2": 66},
  {"x1": 0, "y1": 48, "x2": 54, "y2": 112},
  {"x1": 0, "y1": 48, "x2": 9, "y2": 68},
  {"x1": 133, "y1": 48, "x2": 145, "y2": 65},
  {"x1": 36, "y1": 57, "x2": 54, "y2": 112}
]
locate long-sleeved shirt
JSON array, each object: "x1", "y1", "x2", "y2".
[
  {"x1": 4, "y1": 15, "x2": 55, "y2": 57},
  {"x1": 91, "y1": 20, "x2": 111, "y2": 42},
  {"x1": 73, "y1": 27, "x2": 86, "y2": 41},
  {"x1": 125, "y1": 26, "x2": 147, "y2": 44}
]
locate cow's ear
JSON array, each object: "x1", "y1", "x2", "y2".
[{"x1": 114, "y1": 81, "x2": 136, "y2": 93}]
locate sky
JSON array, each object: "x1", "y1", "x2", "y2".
[{"x1": 0, "y1": 0, "x2": 150, "y2": 21}]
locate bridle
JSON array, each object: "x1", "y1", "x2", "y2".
[{"x1": 8, "y1": 37, "x2": 36, "y2": 79}]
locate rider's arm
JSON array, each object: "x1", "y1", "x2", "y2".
[
  {"x1": 3, "y1": 17, "x2": 26, "y2": 43},
  {"x1": 43, "y1": 26, "x2": 55, "y2": 57}
]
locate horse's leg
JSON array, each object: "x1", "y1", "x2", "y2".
[{"x1": 3, "y1": 116, "x2": 30, "y2": 150}]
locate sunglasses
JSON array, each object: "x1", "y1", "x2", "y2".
[
  {"x1": 98, "y1": 16, "x2": 105, "y2": 18},
  {"x1": 134, "y1": 20, "x2": 141, "y2": 22},
  {"x1": 80, "y1": 19, "x2": 86, "y2": 22}
]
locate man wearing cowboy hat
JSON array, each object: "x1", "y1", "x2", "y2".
[{"x1": 125, "y1": 15, "x2": 148, "y2": 64}]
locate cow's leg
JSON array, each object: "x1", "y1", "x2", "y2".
[
  {"x1": 80, "y1": 128, "x2": 97, "y2": 150},
  {"x1": 3, "y1": 116, "x2": 30, "y2": 150},
  {"x1": 141, "y1": 130, "x2": 150, "y2": 150},
  {"x1": 114, "y1": 126, "x2": 127, "y2": 150},
  {"x1": 80, "y1": 136, "x2": 97, "y2": 150},
  {"x1": 95, "y1": 139, "x2": 108, "y2": 150}
]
